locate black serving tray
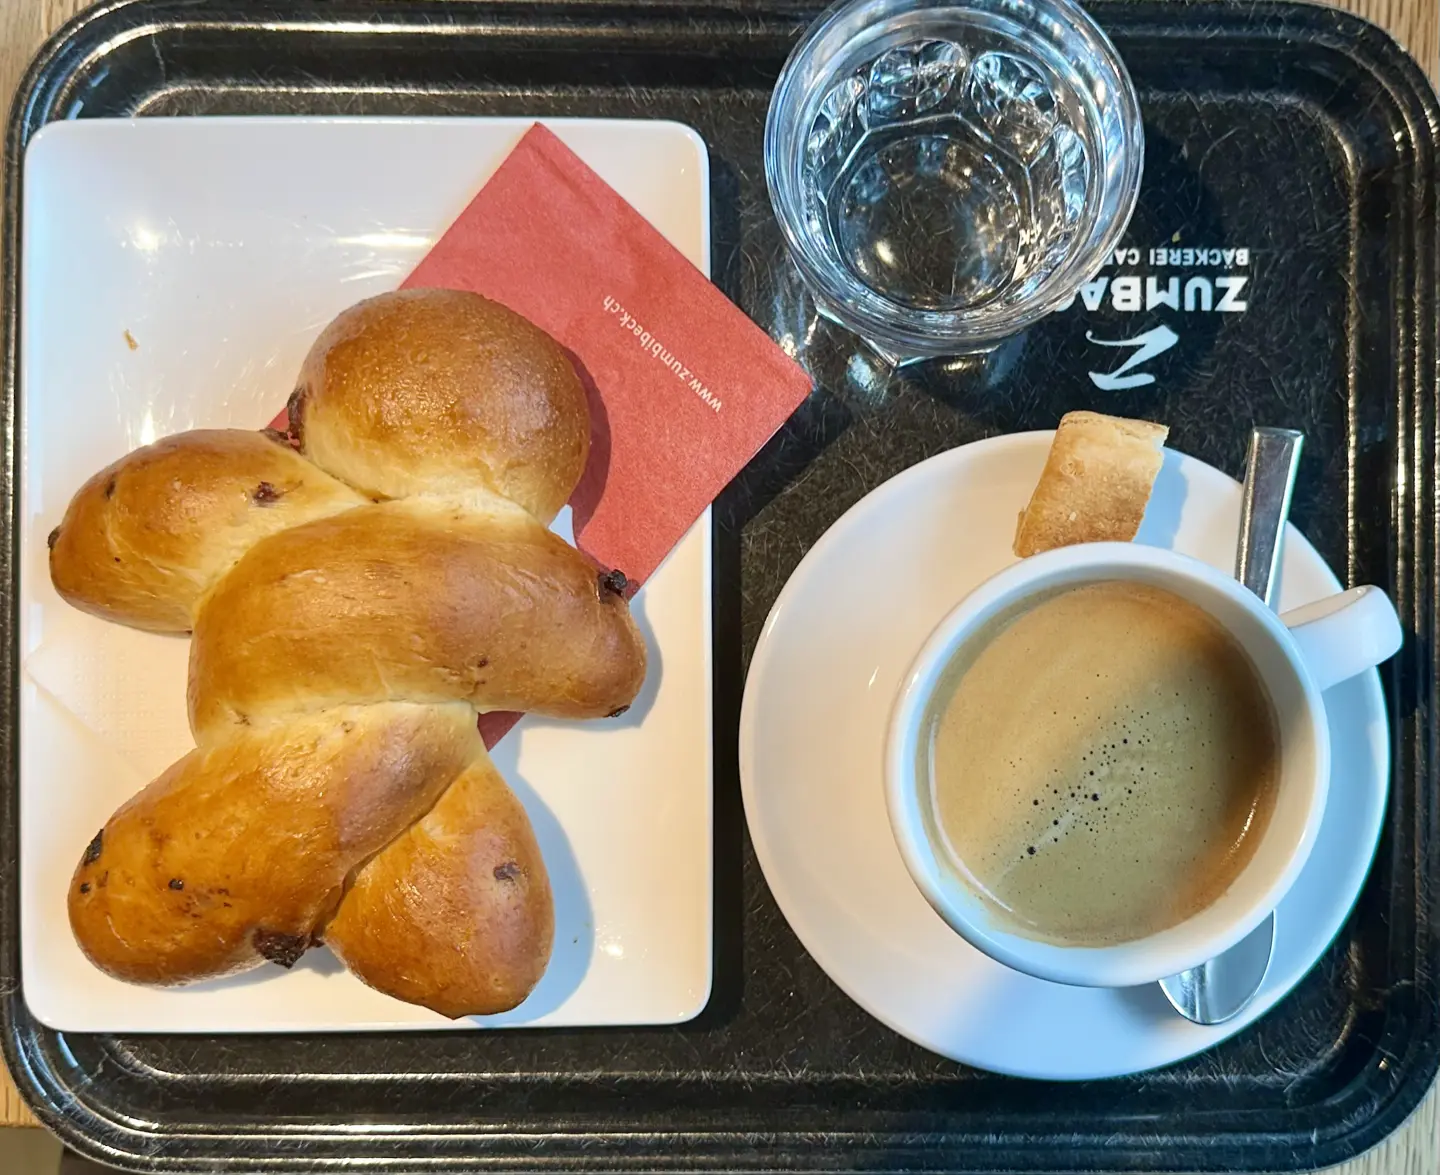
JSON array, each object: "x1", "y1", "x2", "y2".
[{"x1": 3, "y1": 0, "x2": 1437, "y2": 1170}]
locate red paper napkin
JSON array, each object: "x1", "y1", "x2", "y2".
[{"x1": 272, "y1": 123, "x2": 813, "y2": 743}]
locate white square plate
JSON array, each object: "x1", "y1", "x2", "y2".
[{"x1": 20, "y1": 116, "x2": 713, "y2": 1032}]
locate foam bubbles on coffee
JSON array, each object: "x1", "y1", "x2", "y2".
[{"x1": 925, "y1": 580, "x2": 1280, "y2": 946}]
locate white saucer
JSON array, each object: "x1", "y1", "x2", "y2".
[{"x1": 739, "y1": 432, "x2": 1390, "y2": 1080}]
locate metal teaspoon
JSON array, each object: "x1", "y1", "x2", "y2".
[{"x1": 1158, "y1": 427, "x2": 1304, "y2": 1025}]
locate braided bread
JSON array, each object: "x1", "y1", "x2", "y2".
[{"x1": 53, "y1": 289, "x2": 646, "y2": 1016}]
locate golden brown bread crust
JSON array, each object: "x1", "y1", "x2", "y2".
[
  {"x1": 55, "y1": 291, "x2": 640, "y2": 1011},
  {"x1": 48, "y1": 430, "x2": 366, "y2": 632},
  {"x1": 187, "y1": 496, "x2": 646, "y2": 740},
  {"x1": 68, "y1": 703, "x2": 481, "y2": 985},
  {"x1": 326, "y1": 754, "x2": 554, "y2": 1017},
  {"x1": 291, "y1": 289, "x2": 589, "y2": 523},
  {"x1": 1013, "y1": 411, "x2": 1170, "y2": 557}
]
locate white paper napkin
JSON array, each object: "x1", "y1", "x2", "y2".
[{"x1": 25, "y1": 610, "x2": 194, "y2": 786}]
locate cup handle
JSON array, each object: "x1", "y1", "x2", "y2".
[{"x1": 1280, "y1": 586, "x2": 1404, "y2": 692}]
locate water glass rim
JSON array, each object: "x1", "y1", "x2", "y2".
[{"x1": 764, "y1": 0, "x2": 1145, "y2": 357}]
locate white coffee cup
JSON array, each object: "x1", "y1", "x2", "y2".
[{"x1": 885, "y1": 542, "x2": 1403, "y2": 989}]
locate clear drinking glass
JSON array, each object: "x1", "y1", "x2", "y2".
[{"x1": 765, "y1": 0, "x2": 1144, "y2": 360}]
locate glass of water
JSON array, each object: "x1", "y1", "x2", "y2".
[{"x1": 765, "y1": 0, "x2": 1143, "y2": 359}]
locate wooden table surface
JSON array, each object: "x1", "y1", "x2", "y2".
[{"x1": 0, "y1": 0, "x2": 1436, "y2": 1165}]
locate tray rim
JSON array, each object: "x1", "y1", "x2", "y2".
[{"x1": 2, "y1": 0, "x2": 1437, "y2": 1171}]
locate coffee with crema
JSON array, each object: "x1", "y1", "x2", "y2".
[{"x1": 925, "y1": 580, "x2": 1280, "y2": 946}]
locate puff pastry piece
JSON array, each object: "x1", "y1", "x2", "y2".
[{"x1": 1013, "y1": 411, "x2": 1169, "y2": 557}]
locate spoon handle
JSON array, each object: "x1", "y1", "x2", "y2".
[{"x1": 1236, "y1": 428, "x2": 1304, "y2": 607}]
